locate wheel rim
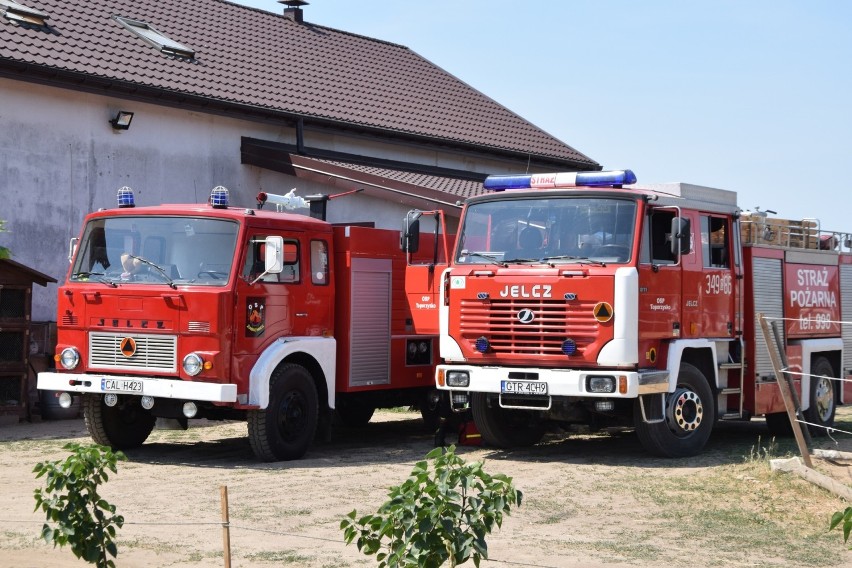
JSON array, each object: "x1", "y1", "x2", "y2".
[
  {"x1": 814, "y1": 377, "x2": 834, "y2": 422},
  {"x1": 276, "y1": 390, "x2": 308, "y2": 442},
  {"x1": 665, "y1": 387, "x2": 704, "y2": 437}
]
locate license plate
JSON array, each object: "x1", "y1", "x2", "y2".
[
  {"x1": 101, "y1": 378, "x2": 143, "y2": 393},
  {"x1": 501, "y1": 380, "x2": 548, "y2": 395}
]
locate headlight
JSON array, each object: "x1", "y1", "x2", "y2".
[
  {"x1": 59, "y1": 347, "x2": 80, "y2": 370},
  {"x1": 586, "y1": 375, "x2": 616, "y2": 393},
  {"x1": 182, "y1": 353, "x2": 204, "y2": 376},
  {"x1": 446, "y1": 371, "x2": 470, "y2": 387}
]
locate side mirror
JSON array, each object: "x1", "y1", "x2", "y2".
[
  {"x1": 671, "y1": 217, "x2": 691, "y2": 256},
  {"x1": 264, "y1": 236, "x2": 284, "y2": 274},
  {"x1": 68, "y1": 237, "x2": 79, "y2": 264},
  {"x1": 401, "y1": 212, "x2": 421, "y2": 253}
]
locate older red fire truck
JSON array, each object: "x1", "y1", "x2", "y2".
[
  {"x1": 38, "y1": 187, "x2": 449, "y2": 461},
  {"x1": 426, "y1": 170, "x2": 852, "y2": 457}
]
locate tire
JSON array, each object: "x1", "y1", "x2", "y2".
[
  {"x1": 82, "y1": 393, "x2": 155, "y2": 450},
  {"x1": 471, "y1": 392, "x2": 546, "y2": 448},
  {"x1": 334, "y1": 402, "x2": 375, "y2": 428},
  {"x1": 634, "y1": 363, "x2": 715, "y2": 458},
  {"x1": 248, "y1": 364, "x2": 318, "y2": 462},
  {"x1": 804, "y1": 356, "x2": 836, "y2": 437}
]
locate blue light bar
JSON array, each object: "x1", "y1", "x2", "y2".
[
  {"x1": 483, "y1": 169, "x2": 637, "y2": 191},
  {"x1": 117, "y1": 186, "x2": 135, "y2": 208},
  {"x1": 209, "y1": 186, "x2": 230, "y2": 208}
]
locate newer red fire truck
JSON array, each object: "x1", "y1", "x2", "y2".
[
  {"x1": 426, "y1": 170, "x2": 852, "y2": 457},
  {"x1": 38, "y1": 187, "x2": 449, "y2": 461}
]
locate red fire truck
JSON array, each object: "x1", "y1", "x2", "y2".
[
  {"x1": 38, "y1": 187, "x2": 450, "y2": 461},
  {"x1": 425, "y1": 170, "x2": 852, "y2": 457}
]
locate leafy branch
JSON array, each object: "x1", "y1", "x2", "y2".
[
  {"x1": 33, "y1": 443, "x2": 126, "y2": 568},
  {"x1": 341, "y1": 445, "x2": 521, "y2": 567}
]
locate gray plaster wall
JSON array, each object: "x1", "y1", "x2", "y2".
[{"x1": 0, "y1": 79, "x2": 486, "y2": 320}]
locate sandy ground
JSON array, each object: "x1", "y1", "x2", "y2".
[{"x1": 3, "y1": 410, "x2": 852, "y2": 568}]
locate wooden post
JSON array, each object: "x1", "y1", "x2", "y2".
[
  {"x1": 221, "y1": 485, "x2": 231, "y2": 568},
  {"x1": 758, "y1": 313, "x2": 813, "y2": 468}
]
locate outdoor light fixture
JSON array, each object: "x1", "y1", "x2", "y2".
[{"x1": 109, "y1": 110, "x2": 134, "y2": 130}]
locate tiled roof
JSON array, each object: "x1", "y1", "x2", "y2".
[{"x1": 0, "y1": 0, "x2": 599, "y2": 168}]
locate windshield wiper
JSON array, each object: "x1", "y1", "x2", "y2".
[
  {"x1": 125, "y1": 254, "x2": 177, "y2": 289},
  {"x1": 72, "y1": 271, "x2": 118, "y2": 288},
  {"x1": 539, "y1": 255, "x2": 607, "y2": 267},
  {"x1": 459, "y1": 250, "x2": 507, "y2": 267}
]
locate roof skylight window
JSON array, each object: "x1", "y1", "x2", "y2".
[
  {"x1": 1, "y1": 0, "x2": 49, "y2": 26},
  {"x1": 114, "y1": 16, "x2": 195, "y2": 59}
]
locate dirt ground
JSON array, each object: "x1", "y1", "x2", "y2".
[{"x1": 3, "y1": 409, "x2": 852, "y2": 568}]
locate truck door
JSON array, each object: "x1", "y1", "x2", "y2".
[
  {"x1": 235, "y1": 231, "x2": 333, "y2": 354},
  {"x1": 697, "y1": 215, "x2": 736, "y2": 338},
  {"x1": 638, "y1": 208, "x2": 684, "y2": 343}
]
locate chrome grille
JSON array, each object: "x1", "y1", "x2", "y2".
[
  {"x1": 459, "y1": 298, "x2": 599, "y2": 356},
  {"x1": 89, "y1": 332, "x2": 177, "y2": 372}
]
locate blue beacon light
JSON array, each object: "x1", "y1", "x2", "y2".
[
  {"x1": 483, "y1": 170, "x2": 637, "y2": 191},
  {"x1": 117, "y1": 186, "x2": 135, "y2": 208},
  {"x1": 209, "y1": 186, "x2": 230, "y2": 208}
]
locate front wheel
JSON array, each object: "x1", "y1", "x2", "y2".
[
  {"x1": 804, "y1": 356, "x2": 836, "y2": 437},
  {"x1": 248, "y1": 364, "x2": 318, "y2": 461},
  {"x1": 634, "y1": 363, "x2": 714, "y2": 458},
  {"x1": 82, "y1": 393, "x2": 155, "y2": 450},
  {"x1": 471, "y1": 392, "x2": 546, "y2": 448}
]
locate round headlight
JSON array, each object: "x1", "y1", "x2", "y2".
[
  {"x1": 182, "y1": 353, "x2": 204, "y2": 376},
  {"x1": 59, "y1": 347, "x2": 80, "y2": 370}
]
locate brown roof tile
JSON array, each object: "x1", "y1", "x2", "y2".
[{"x1": 0, "y1": 0, "x2": 598, "y2": 168}]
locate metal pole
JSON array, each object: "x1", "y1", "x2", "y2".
[
  {"x1": 221, "y1": 485, "x2": 231, "y2": 568},
  {"x1": 759, "y1": 314, "x2": 813, "y2": 468}
]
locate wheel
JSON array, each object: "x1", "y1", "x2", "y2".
[
  {"x1": 804, "y1": 356, "x2": 836, "y2": 437},
  {"x1": 634, "y1": 363, "x2": 714, "y2": 458},
  {"x1": 471, "y1": 392, "x2": 546, "y2": 448},
  {"x1": 82, "y1": 393, "x2": 155, "y2": 450},
  {"x1": 248, "y1": 364, "x2": 318, "y2": 461},
  {"x1": 334, "y1": 402, "x2": 375, "y2": 428}
]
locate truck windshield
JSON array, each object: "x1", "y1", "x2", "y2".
[
  {"x1": 69, "y1": 216, "x2": 239, "y2": 286},
  {"x1": 456, "y1": 196, "x2": 637, "y2": 264}
]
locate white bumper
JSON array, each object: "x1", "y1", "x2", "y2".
[
  {"x1": 38, "y1": 372, "x2": 238, "y2": 403},
  {"x1": 436, "y1": 364, "x2": 668, "y2": 398}
]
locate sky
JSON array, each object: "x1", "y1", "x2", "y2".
[{"x1": 234, "y1": 0, "x2": 851, "y2": 233}]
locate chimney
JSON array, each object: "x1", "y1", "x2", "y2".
[{"x1": 279, "y1": 0, "x2": 308, "y2": 23}]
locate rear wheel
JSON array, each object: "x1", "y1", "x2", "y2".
[
  {"x1": 471, "y1": 392, "x2": 546, "y2": 448},
  {"x1": 82, "y1": 393, "x2": 155, "y2": 450},
  {"x1": 634, "y1": 363, "x2": 714, "y2": 458},
  {"x1": 248, "y1": 364, "x2": 318, "y2": 461},
  {"x1": 804, "y1": 356, "x2": 836, "y2": 437}
]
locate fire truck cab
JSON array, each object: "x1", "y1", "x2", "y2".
[
  {"x1": 38, "y1": 187, "x2": 450, "y2": 461},
  {"x1": 431, "y1": 170, "x2": 852, "y2": 457}
]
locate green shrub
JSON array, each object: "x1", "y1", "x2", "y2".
[
  {"x1": 831, "y1": 507, "x2": 852, "y2": 544},
  {"x1": 341, "y1": 445, "x2": 521, "y2": 567},
  {"x1": 33, "y1": 443, "x2": 126, "y2": 568}
]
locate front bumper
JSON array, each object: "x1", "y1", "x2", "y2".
[
  {"x1": 436, "y1": 364, "x2": 669, "y2": 398},
  {"x1": 38, "y1": 372, "x2": 238, "y2": 403}
]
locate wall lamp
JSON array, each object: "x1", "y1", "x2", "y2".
[{"x1": 109, "y1": 111, "x2": 134, "y2": 130}]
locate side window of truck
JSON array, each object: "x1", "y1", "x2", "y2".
[
  {"x1": 642, "y1": 210, "x2": 677, "y2": 264},
  {"x1": 701, "y1": 216, "x2": 729, "y2": 268},
  {"x1": 310, "y1": 240, "x2": 329, "y2": 285},
  {"x1": 243, "y1": 236, "x2": 301, "y2": 283}
]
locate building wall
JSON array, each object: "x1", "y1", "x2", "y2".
[{"x1": 0, "y1": 78, "x2": 496, "y2": 320}]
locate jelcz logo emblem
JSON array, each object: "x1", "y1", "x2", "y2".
[{"x1": 517, "y1": 309, "x2": 535, "y2": 324}]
